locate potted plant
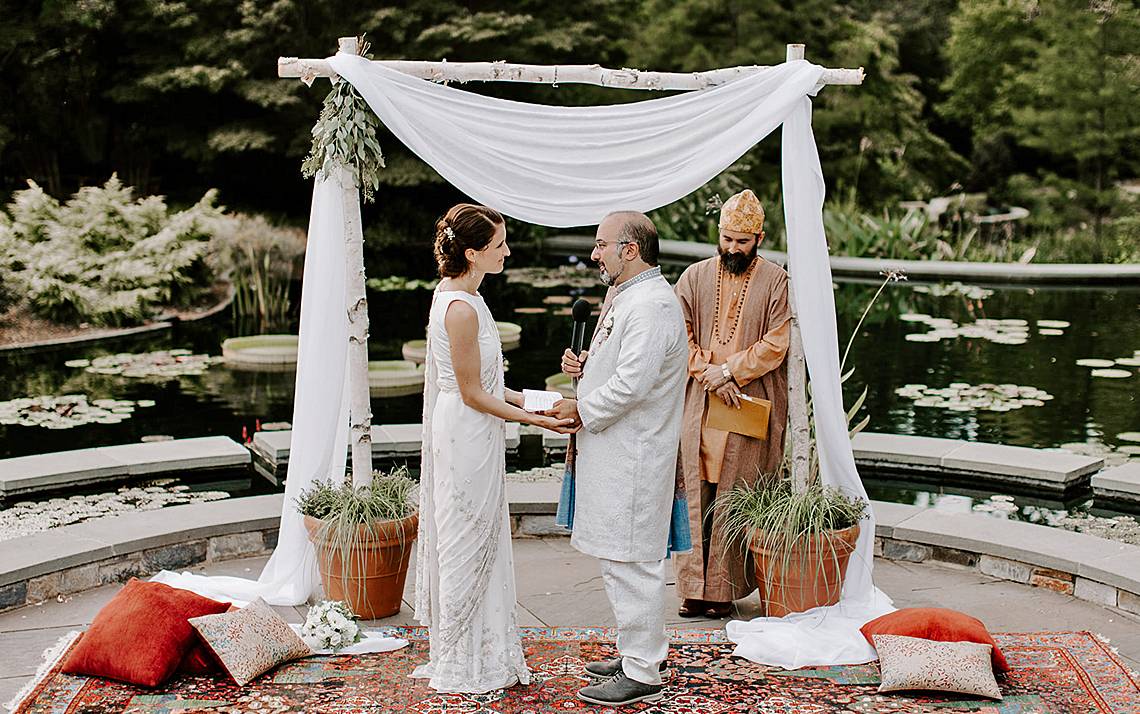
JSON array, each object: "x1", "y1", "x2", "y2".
[
  {"x1": 716, "y1": 271, "x2": 904, "y2": 617},
  {"x1": 718, "y1": 472, "x2": 866, "y2": 617},
  {"x1": 297, "y1": 466, "x2": 418, "y2": 619}
]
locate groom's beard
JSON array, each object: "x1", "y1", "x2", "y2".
[
  {"x1": 719, "y1": 245, "x2": 758, "y2": 275},
  {"x1": 599, "y1": 260, "x2": 625, "y2": 287}
]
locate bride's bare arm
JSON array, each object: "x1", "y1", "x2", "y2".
[{"x1": 445, "y1": 301, "x2": 575, "y2": 431}]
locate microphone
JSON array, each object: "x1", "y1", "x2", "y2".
[{"x1": 570, "y1": 298, "x2": 591, "y2": 355}]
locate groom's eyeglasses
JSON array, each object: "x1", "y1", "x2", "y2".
[{"x1": 594, "y1": 239, "x2": 632, "y2": 251}]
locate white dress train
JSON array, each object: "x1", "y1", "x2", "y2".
[{"x1": 412, "y1": 289, "x2": 530, "y2": 693}]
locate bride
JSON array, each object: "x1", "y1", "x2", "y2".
[{"x1": 413, "y1": 203, "x2": 577, "y2": 693}]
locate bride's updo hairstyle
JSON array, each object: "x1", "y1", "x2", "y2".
[{"x1": 434, "y1": 204, "x2": 505, "y2": 278}]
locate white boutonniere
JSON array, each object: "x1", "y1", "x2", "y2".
[{"x1": 597, "y1": 312, "x2": 616, "y2": 343}]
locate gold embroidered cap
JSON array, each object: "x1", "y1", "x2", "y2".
[{"x1": 719, "y1": 189, "x2": 765, "y2": 234}]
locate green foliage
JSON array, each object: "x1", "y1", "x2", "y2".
[
  {"x1": 715, "y1": 478, "x2": 866, "y2": 557},
  {"x1": 0, "y1": 176, "x2": 222, "y2": 326},
  {"x1": 296, "y1": 467, "x2": 418, "y2": 523},
  {"x1": 208, "y1": 214, "x2": 307, "y2": 331},
  {"x1": 649, "y1": 163, "x2": 750, "y2": 243},
  {"x1": 302, "y1": 38, "x2": 386, "y2": 204},
  {"x1": 940, "y1": 0, "x2": 1140, "y2": 258}
]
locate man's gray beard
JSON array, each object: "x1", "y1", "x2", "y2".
[
  {"x1": 719, "y1": 247, "x2": 757, "y2": 275},
  {"x1": 599, "y1": 262, "x2": 623, "y2": 286}
]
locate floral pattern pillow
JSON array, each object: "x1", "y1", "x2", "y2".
[
  {"x1": 189, "y1": 598, "x2": 311, "y2": 685},
  {"x1": 874, "y1": 634, "x2": 1002, "y2": 700}
]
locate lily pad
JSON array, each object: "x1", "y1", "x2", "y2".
[
  {"x1": 1036, "y1": 320, "x2": 1070, "y2": 329},
  {"x1": 1091, "y1": 369, "x2": 1132, "y2": 379},
  {"x1": 1114, "y1": 357, "x2": 1140, "y2": 367},
  {"x1": 1116, "y1": 432, "x2": 1140, "y2": 443},
  {"x1": 1076, "y1": 359, "x2": 1116, "y2": 368}
]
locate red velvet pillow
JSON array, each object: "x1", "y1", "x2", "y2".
[
  {"x1": 178, "y1": 604, "x2": 239, "y2": 675},
  {"x1": 177, "y1": 644, "x2": 222, "y2": 675},
  {"x1": 62, "y1": 579, "x2": 230, "y2": 687},
  {"x1": 861, "y1": 608, "x2": 1009, "y2": 673}
]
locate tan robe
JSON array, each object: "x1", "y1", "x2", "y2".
[{"x1": 673, "y1": 256, "x2": 791, "y2": 602}]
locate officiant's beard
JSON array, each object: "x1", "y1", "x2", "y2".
[{"x1": 719, "y1": 246, "x2": 758, "y2": 275}]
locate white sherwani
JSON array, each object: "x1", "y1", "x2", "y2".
[{"x1": 572, "y1": 268, "x2": 687, "y2": 685}]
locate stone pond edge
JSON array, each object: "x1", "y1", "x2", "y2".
[{"x1": 1, "y1": 492, "x2": 1138, "y2": 618}]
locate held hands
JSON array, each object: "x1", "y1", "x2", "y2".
[
  {"x1": 538, "y1": 398, "x2": 582, "y2": 433},
  {"x1": 561, "y1": 348, "x2": 588, "y2": 378}
]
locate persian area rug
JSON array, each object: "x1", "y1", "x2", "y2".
[{"x1": 10, "y1": 627, "x2": 1139, "y2": 713}]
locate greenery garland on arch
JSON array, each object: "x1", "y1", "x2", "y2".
[{"x1": 301, "y1": 40, "x2": 385, "y2": 203}]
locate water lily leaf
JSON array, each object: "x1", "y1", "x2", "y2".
[
  {"x1": 1091, "y1": 369, "x2": 1132, "y2": 379},
  {"x1": 1076, "y1": 359, "x2": 1116, "y2": 368}
]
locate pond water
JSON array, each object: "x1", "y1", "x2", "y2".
[{"x1": 1, "y1": 261, "x2": 1137, "y2": 527}]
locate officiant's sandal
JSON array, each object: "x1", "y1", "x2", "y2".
[
  {"x1": 584, "y1": 657, "x2": 667, "y2": 680},
  {"x1": 677, "y1": 598, "x2": 705, "y2": 618},
  {"x1": 577, "y1": 671, "x2": 664, "y2": 706}
]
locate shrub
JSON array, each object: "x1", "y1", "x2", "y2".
[{"x1": 0, "y1": 176, "x2": 224, "y2": 326}]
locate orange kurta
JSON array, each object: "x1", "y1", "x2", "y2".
[{"x1": 674, "y1": 256, "x2": 791, "y2": 602}]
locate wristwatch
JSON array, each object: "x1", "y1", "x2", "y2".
[{"x1": 721, "y1": 363, "x2": 732, "y2": 384}]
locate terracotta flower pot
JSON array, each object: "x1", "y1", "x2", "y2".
[
  {"x1": 748, "y1": 523, "x2": 860, "y2": 618},
  {"x1": 304, "y1": 513, "x2": 418, "y2": 619}
]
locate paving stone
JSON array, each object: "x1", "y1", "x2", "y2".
[
  {"x1": 852, "y1": 432, "x2": 962, "y2": 468},
  {"x1": 25, "y1": 573, "x2": 63, "y2": 602},
  {"x1": 58, "y1": 564, "x2": 102, "y2": 594},
  {"x1": 1119, "y1": 590, "x2": 1140, "y2": 616},
  {"x1": 142, "y1": 540, "x2": 207, "y2": 572},
  {"x1": 208, "y1": 533, "x2": 266, "y2": 561},
  {"x1": 517, "y1": 516, "x2": 571, "y2": 537},
  {"x1": 978, "y1": 555, "x2": 1032, "y2": 584},
  {"x1": 890, "y1": 508, "x2": 1114, "y2": 575},
  {"x1": 940, "y1": 442, "x2": 1101, "y2": 487},
  {"x1": 104, "y1": 437, "x2": 250, "y2": 476},
  {"x1": 98, "y1": 557, "x2": 143, "y2": 585},
  {"x1": 507, "y1": 481, "x2": 562, "y2": 515},
  {"x1": 1075, "y1": 544, "x2": 1140, "y2": 593},
  {"x1": 0, "y1": 581, "x2": 26, "y2": 610},
  {"x1": 262, "y1": 529, "x2": 280, "y2": 551},
  {"x1": 0, "y1": 626, "x2": 78, "y2": 679},
  {"x1": 1074, "y1": 577, "x2": 1117, "y2": 607},
  {"x1": 930, "y1": 546, "x2": 979, "y2": 569},
  {"x1": 1091, "y1": 462, "x2": 1140, "y2": 505},
  {"x1": 882, "y1": 540, "x2": 930, "y2": 563},
  {"x1": 0, "y1": 450, "x2": 122, "y2": 496},
  {"x1": 870, "y1": 501, "x2": 923, "y2": 539},
  {"x1": 1030, "y1": 568, "x2": 1074, "y2": 596}
]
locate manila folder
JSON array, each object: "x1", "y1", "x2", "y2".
[{"x1": 706, "y1": 393, "x2": 771, "y2": 440}]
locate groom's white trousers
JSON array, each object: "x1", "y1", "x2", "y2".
[{"x1": 599, "y1": 557, "x2": 668, "y2": 685}]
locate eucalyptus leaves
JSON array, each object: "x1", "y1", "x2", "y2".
[{"x1": 301, "y1": 72, "x2": 385, "y2": 203}]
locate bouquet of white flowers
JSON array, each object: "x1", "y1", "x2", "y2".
[{"x1": 301, "y1": 600, "x2": 363, "y2": 652}]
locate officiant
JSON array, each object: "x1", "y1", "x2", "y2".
[{"x1": 673, "y1": 189, "x2": 792, "y2": 619}]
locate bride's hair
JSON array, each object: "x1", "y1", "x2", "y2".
[{"x1": 434, "y1": 204, "x2": 505, "y2": 278}]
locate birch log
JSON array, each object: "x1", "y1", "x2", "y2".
[
  {"x1": 332, "y1": 36, "x2": 375, "y2": 488},
  {"x1": 278, "y1": 57, "x2": 864, "y2": 89},
  {"x1": 786, "y1": 282, "x2": 811, "y2": 492}
]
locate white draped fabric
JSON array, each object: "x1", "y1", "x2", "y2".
[{"x1": 158, "y1": 51, "x2": 891, "y2": 668}]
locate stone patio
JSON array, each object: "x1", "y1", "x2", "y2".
[{"x1": 3, "y1": 540, "x2": 1138, "y2": 706}]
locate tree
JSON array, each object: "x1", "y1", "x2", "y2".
[
  {"x1": 626, "y1": 0, "x2": 967, "y2": 208},
  {"x1": 1010, "y1": 0, "x2": 1140, "y2": 254}
]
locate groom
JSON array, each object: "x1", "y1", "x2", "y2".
[{"x1": 545, "y1": 211, "x2": 688, "y2": 706}]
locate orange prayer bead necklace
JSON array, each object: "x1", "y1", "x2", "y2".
[{"x1": 712, "y1": 260, "x2": 756, "y2": 346}]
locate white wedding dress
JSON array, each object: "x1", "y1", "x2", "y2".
[{"x1": 412, "y1": 289, "x2": 531, "y2": 693}]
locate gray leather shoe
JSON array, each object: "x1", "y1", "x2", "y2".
[
  {"x1": 584, "y1": 657, "x2": 668, "y2": 680},
  {"x1": 577, "y1": 671, "x2": 664, "y2": 706}
]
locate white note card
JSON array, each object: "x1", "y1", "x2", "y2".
[{"x1": 523, "y1": 389, "x2": 563, "y2": 413}]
